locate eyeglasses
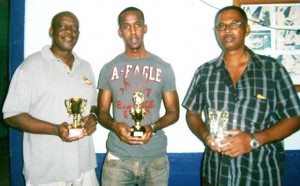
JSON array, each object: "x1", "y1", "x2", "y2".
[{"x1": 214, "y1": 21, "x2": 244, "y2": 31}]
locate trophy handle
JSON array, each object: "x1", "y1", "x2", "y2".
[
  {"x1": 64, "y1": 99, "x2": 68, "y2": 108},
  {"x1": 64, "y1": 99, "x2": 71, "y2": 115},
  {"x1": 79, "y1": 99, "x2": 88, "y2": 117}
]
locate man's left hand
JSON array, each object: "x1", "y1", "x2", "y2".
[
  {"x1": 81, "y1": 114, "x2": 97, "y2": 136},
  {"x1": 219, "y1": 130, "x2": 253, "y2": 157}
]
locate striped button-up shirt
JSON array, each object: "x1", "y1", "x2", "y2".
[{"x1": 182, "y1": 48, "x2": 300, "y2": 186}]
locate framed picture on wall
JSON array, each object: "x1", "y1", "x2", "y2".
[{"x1": 233, "y1": 0, "x2": 300, "y2": 92}]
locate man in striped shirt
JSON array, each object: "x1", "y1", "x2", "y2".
[{"x1": 182, "y1": 6, "x2": 300, "y2": 186}]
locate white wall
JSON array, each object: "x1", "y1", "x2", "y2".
[{"x1": 24, "y1": 0, "x2": 300, "y2": 153}]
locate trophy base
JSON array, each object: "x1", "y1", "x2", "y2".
[
  {"x1": 131, "y1": 126, "x2": 145, "y2": 137},
  {"x1": 69, "y1": 128, "x2": 83, "y2": 138}
]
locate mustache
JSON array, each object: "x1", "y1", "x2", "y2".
[{"x1": 222, "y1": 34, "x2": 236, "y2": 41}]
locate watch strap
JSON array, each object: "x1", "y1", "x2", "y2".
[{"x1": 150, "y1": 123, "x2": 156, "y2": 134}]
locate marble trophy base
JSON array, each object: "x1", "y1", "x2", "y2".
[
  {"x1": 69, "y1": 127, "x2": 83, "y2": 138},
  {"x1": 131, "y1": 125, "x2": 145, "y2": 137}
]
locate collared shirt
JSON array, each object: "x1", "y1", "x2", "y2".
[
  {"x1": 182, "y1": 48, "x2": 300, "y2": 186},
  {"x1": 3, "y1": 46, "x2": 97, "y2": 184}
]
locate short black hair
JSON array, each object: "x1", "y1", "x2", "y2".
[
  {"x1": 51, "y1": 11, "x2": 79, "y2": 29},
  {"x1": 118, "y1": 7, "x2": 145, "y2": 28},
  {"x1": 215, "y1": 6, "x2": 248, "y2": 25}
]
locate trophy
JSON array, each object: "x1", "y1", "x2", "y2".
[
  {"x1": 64, "y1": 97, "x2": 87, "y2": 137},
  {"x1": 208, "y1": 108, "x2": 229, "y2": 147},
  {"x1": 130, "y1": 92, "x2": 146, "y2": 137}
]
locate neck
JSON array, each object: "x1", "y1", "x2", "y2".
[
  {"x1": 125, "y1": 49, "x2": 149, "y2": 59},
  {"x1": 223, "y1": 47, "x2": 250, "y2": 88},
  {"x1": 50, "y1": 47, "x2": 74, "y2": 69},
  {"x1": 224, "y1": 47, "x2": 249, "y2": 67}
]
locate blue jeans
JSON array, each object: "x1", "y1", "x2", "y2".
[{"x1": 101, "y1": 152, "x2": 169, "y2": 186}]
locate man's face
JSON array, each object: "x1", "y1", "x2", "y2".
[
  {"x1": 215, "y1": 9, "x2": 250, "y2": 51},
  {"x1": 118, "y1": 10, "x2": 147, "y2": 51},
  {"x1": 50, "y1": 13, "x2": 80, "y2": 52}
]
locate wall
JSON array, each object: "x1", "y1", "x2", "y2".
[
  {"x1": 23, "y1": 0, "x2": 231, "y2": 153},
  {"x1": 22, "y1": 0, "x2": 300, "y2": 153},
  {"x1": 9, "y1": 0, "x2": 300, "y2": 185}
]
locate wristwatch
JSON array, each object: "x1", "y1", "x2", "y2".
[
  {"x1": 150, "y1": 123, "x2": 156, "y2": 135},
  {"x1": 250, "y1": 133, "x2": 260, "y2": 149}
]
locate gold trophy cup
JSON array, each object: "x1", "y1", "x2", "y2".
[
  {"x1": 64, "y1": 97, "x2": 87, "y2": 137},
  {"x1": 130, "y1": 92, "x2": 146, "y2": 137}
]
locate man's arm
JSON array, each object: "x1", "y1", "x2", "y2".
[
  {"x1": 221, "y1": 116, "x2": 300, "y2": 157},
  {"x1": 254, "y1": 116, "x2": 300, "y2": 146},
  {"x1": 97, "y1": 89, "x2": 115, "y2": 131},
  {"x1": 4, "y1": 113, "x2": 76, "y2": 142},
  {"x1": 185, "y1": 110, "x2": 219, "y2": 152},
  {"x1": 5, "y1": 113, "x2": 58, "y2": 134},
  {"x1": 137, "y1": 90, "x2": 179, "y2": 144},
  {"x1": 97, "y1": 89, "x2": 139, "y2": 144},
  {"x1": 153, "y1": 90, "x2": 180, "y2": 131},
  {"x1": 185, "y1": 110, "x2": 208, "y2": 141}
]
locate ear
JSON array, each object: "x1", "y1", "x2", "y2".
[
  {"x1": 245, "y1": 24, "x2": 251, "y2": 36},
  {"x1": 49, "y1": 28, "x2": 53, "y2": 38},
  {"x1": 118, "y1": 29, "x2": 123, "y2": 38},
  {"x1": 143, "y1": 24, "x2": 148, "y2": 34}
]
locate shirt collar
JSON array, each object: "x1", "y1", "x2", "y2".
[
  {"x1": 41, "y1": 45, "x2": 81, "y2": 67},
  {"x1": 213, "y1": 47, "x2": 257, "y2": 70}
]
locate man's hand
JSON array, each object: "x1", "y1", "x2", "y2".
[
  {"x1": 205, "y1": 134, "x2": 221, "y2": 153},
  {"x1": 81, "y1": 114, "x2": 97, "y2": 136},
  {"x1": 112, "y1": 122, "x2": 153, "y2": 145},
  {"x1": 219, "y1": 130, "x2": 253, "y2": 157},
  {"x1": 56, "y1": 122, "x2": 82, "y2": 142},
  {"x1": 137, "y1": 125, "x2": 153, "y2": 144}
]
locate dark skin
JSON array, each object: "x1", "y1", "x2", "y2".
[
  {"x1": 50, "y1": 11, "x2": 80, "y2": 69},
  {"x1": 4, "y1": 11, "x2": 97, "y2": 142},
  {"x1": 98, "y1": 10, "x2": 179, "y2": 145},
  {"x1": 186, "y1": 9, "x2": 300, "y2": 157}
]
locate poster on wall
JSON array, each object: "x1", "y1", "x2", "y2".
[{"x1": 242, "y1": 4, "x2": 300, "y2": 84}]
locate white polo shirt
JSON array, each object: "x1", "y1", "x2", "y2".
[{"x1": 3, "y1": 46, "x2": 97, "y2": 184}]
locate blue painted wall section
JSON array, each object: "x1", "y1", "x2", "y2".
[
  {"x1": 9, "y1": 0, "x2": 300, "y2": 185},
  {"x1": 95, "y1": 152, "x2": 300, "y2": 186},
  {"x1": 9, "y1": 0, "x2": 25, "y2": 185}
]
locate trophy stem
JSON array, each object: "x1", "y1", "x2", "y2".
[
  {"x1": 135, "y1": 122, "x2": 141, "y2": 130},
  {"x1": 65, "y1": 97, "x2": 87, "y2": 137},
  {"x1": 130, "y1": 92, "x2": 147, "y2": 137},
  {"x1": 73, "y1": 114, "x2": 78, "y2": 128}
]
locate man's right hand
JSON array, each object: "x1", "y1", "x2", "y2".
[
  {"x1": 112, "y1": 122, "x2": 146, "y2": 145},
  {"x1": 56, "y1": 122, "x2": 82, "y2": 142}
]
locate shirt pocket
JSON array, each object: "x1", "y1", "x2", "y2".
[{"x1": 243, "y1": 94, "x2": 270, "y2": 125}]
